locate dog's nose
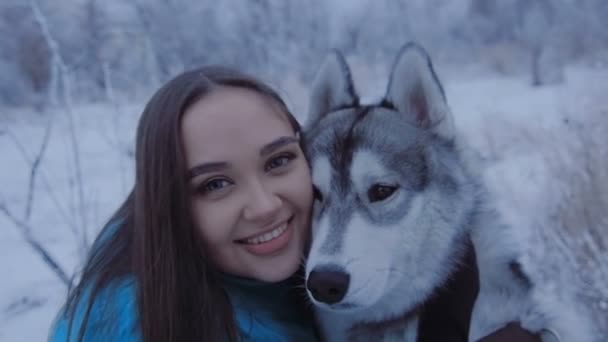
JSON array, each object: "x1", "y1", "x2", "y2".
[{"x1": 306, "y1": 266, "x2": 350, "y2": 304}]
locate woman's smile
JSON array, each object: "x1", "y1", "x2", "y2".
[{"x1": 236, "y1": 216, "x2": 294, "y2": 256}]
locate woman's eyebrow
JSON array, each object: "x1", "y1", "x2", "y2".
[
  {"x1": 187, "y1": 161, "x2": 230, "y2": 179},
  {"x1": 187, "y1": 136, "x2": 298, "y2": 179},
  {"x1": 260, "y1": 136, "x2": 299, "y2": 157}
]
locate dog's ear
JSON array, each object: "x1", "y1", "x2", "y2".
[
  {"x1": 307, "y1": 50, "x2": 358, "y2": 129},
  {"x1": 385, "y1": 42, "x2": 454, "y2": 140}
]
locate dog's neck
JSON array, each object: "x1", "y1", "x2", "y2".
[
  {"x1": 347, "y1": 301, "x2": 421, "y2": 339},
  {"x1": 416, "y1": 237, "x2": 479, "y2": 341},
  {"x1": 347, "y1": 237, "x2": 480, "y2": 341}
]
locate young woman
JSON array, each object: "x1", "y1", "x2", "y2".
[{"x1": 50, "y1": 66, "x2": 319, "y2": 341}]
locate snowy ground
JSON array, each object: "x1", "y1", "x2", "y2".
[{"x1": 1, "y1": 64, "x2": 607, "y2": 341}]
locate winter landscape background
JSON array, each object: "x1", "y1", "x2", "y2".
[{"x1": 1, "y1": 0, "x2": 607, "y2": 341}]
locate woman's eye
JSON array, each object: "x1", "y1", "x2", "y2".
[
  {"x1": 265, "y1": 153, "x2": 296, "y2": 172},
  {"x1": 198, "y1": 178, "x2": 232, "y2": 194}
]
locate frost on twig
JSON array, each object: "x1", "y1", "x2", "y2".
[
  {"x1": 0, "y1": 116, "x2": 70, "y2": 287},
  {"x1": 30, "y1": 0, "x2": 90, "y2": 256}
]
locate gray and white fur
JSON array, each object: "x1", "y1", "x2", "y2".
[{"x1": 303, "y1": 43, "x2": 593, "y2": 342}]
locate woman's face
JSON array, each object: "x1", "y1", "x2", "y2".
[{"x1": 181, "y1": 86, "x2": 313, "y2": 282}]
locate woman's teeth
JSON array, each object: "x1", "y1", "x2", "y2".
[{"x1": 244, "y1": 224, "x2": 288, "y2": 244}]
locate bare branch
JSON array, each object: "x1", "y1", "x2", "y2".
[
  {"x1": 0, "y1": 110, "x2": 70, "y2": 286},
  {"x1": 29, "y1": 1, "x2": 66, "y2": 71},
  {"x1": 30, "y1": 0, "x2": 90, "y2": 255},
  {"x1": 24, "y1": 116, "x2": 53, "y2": 220},
  {"x1": 0, "y1": 199, "x2": 70, "y2": 286},
  {"x1": 6, "y1": 128, "x2": 75, "y2": 234}
]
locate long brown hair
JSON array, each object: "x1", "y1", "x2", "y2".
[{"x1": 63, "y1": 67, "x2": 303, "y2": 341}]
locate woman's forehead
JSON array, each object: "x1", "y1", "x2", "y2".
[
  {"x1": 180, "y1": 87, "x2": 296, "y2": 166},
  {"x1": 184, "y1": 86, "x2": 291, "y2": 126}
]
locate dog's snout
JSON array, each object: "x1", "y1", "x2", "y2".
[{"x1": 306, "y1": 266, "x2": 350, "y2": 304}]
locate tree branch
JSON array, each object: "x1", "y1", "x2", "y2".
[
  {"x1": 0, "y1": 200, "x2": 70, "y2": 286},
  {"x1": 6, "y1": 129, "x2": 75, "y2": 234},
  {"x1": 30, "y1": 0, "x2": 90, "y2": 255},
  {"x1": 24, "y1": 117, "x2": 53, "y2": 221}
]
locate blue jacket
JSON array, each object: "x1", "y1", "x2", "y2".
[
  {"x1": 50, "y1": 278, "x2": 140, "y2": 341},
  {"x1": 221, "y1": 273, "x2": 318, "y2": 342},
  {"x1": 49, "y1": 274, "x2": 318, "y2": 341}
]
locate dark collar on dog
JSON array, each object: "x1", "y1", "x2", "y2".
[{"x1": 416, "y1": 237, "x2": 480, "y2": 342}]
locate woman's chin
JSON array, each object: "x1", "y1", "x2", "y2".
[{"x1": 254, "y1": 257, "x2": 301, "y2": 283}]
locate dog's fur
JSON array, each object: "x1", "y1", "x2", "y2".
[{"x1": 302, "y1": 43, "x2": 593, "y2": 341}]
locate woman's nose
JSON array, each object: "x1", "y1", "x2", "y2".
[{"x1": 242, "y1": 179, "x2": 282, "y2": 222}]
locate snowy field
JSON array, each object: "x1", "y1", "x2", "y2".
[{"x1": 1, "y1": 63, "x2": 607, "y2": 341}]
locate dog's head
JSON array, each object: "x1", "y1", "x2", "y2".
[{"x1": 303, "y1": 43, "x2": 477, "y2": 315}]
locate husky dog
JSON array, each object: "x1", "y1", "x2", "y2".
[{"x1": 303, "y1": 43, "x2": 592, "y2": 341}]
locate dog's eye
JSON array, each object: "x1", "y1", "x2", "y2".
[
  {"x1": 368, "y1": 184, "x2": 399, "y2": 202},
  {"x1": 313, "y1": 185, "x2": 324, "y2": 202}
]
